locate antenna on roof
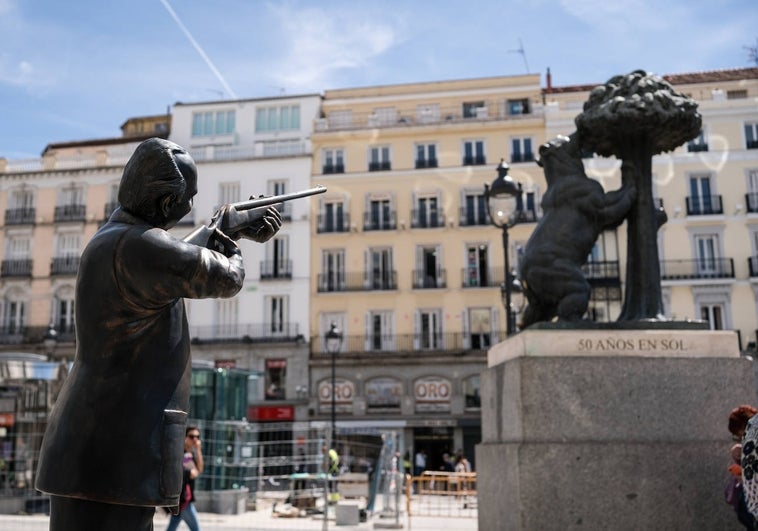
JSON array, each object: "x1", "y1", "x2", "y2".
[
  {"x1": 745, "y1": 38, "x2": 758, "y2": 66},
  {"x1": 508, "y1": 38, "x2": 530, "y2": 74}
]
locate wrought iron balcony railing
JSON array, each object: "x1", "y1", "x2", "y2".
[
  {"x1": 510, "y1": 152, "x2": 535, "y2": 163},
  {"x1": 259, "y1": 260, "x2": 292, "y2": 280},
  {"x1": 458, "y1": 207, "x2": 490, "y2": 227},
  {"x1": 415, "y1": 159, "x2": 438, "y2": 169},
  {"x1": 4, "y1": 207, "x2": 36, "y2": 225},
  {"x1": 582, "y1": 260, "x2": 621, "y2": 285},
  {"x1": 687, "y1": 142, "x2": 709, "y2": 152},
  {"x1": 686, "y1": 195, "x2": 723, "y2": 215},
  {"x1": 462, "y1": 155, "x2": 487, "y2": 166},
  {"x1": 189, "y1": 322, "x2": 301, "y2": 344},
  {"x1": 1, "y1": 259, "x2": 32, "y2": 277},
  {"x1": 363, "y1": 212, "x2": 397, "y2": 231},
  {"x1": 50, "y1": 256, "x2": 80, "y2": 276},
  {"x1": 410, "y1": 209, "x2": 445, "y2": 228},
  {"x1": 660, "y1": 258, "x2": 734, "y2": 280},
  {"x1": 322, "y1": 163, "x2": 344, "y2": 174},
  {"x1": 316, "y1": 213, "x2": 350, "y2": 233},
  {"x1": 310, "y1": 331, "x2": 503, "y2": 356},
  {"x1": 316, "y1": 271, "x2": 397, "y2": 292},
  {"x1": 412, "y1": 269, "x2": 447, "y2": 289},
  {"x1": 54, "y1": 204, "x2": 86, "y2": 222}
]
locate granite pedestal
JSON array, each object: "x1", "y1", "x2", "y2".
[{"x1": 476, "y1": 328, "x2": 754, "y2": 530}]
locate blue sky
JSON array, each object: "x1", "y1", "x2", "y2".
[{"x1": 1, "y1": 0, "x2": 756, "y2": 159}]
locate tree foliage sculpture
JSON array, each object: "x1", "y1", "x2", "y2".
[{"x1": 575, "y1": 70, "x2": 702, "y2": 320}]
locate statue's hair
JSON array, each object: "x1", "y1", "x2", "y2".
[{"x1": 118, "y1": 138, "x2": 188, "y2": 222}]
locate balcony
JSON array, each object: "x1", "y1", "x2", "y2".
[
  {"x1": 462, "y1": 155, "x2": 486, "y2": 166},
  {"x1": 1, "y1": 259, "x2": 32, "y2": 277},
  {"x1": 4, "y1": 207, "x2": 36, "y2": 225},
  {"x1": 310, "y1": 331, "x2": 503, "y2": 356},
  {"x1": 412, "y1": 269, "x2": 447, "y2": 289},
  {"x1": 316, "y1": 271, "x2": 397, "y2": 292},
  {"x1": 747, "y1": 140, "x2": 758, "y2": 150},
  {"x1": 415, "y1": 159, "x2": 438, "y2": 169},
  {"x1": 686, "y1": 195, "x2": 723, "y2": 216},
  {"x1": 51, "y1": 256, "x2": 80, "y2": 276},
  {"x1": 513, "y1": 207, "x2": 539, "y2": 224},
  {"x1": 410, "y1": 209, "x2": 445, "y2": 229},
  {"x1": 317, "y1": 213, "x2": 349, "y2": 233},
  {"x1": 54, "y1": 204, "x2": 86, "y2": 222},
  {"x1": 363, "y1": 212, "x2": 397, "y2": 231},
  {"x1": 660, "y1": 258, "x2": 734, "y2": 280},
  {"x1": 368, "y1": 161, "x2": 391, "y2": 172},
  {"x1": 189, "y1": 322, "x2": 301, "y2": 344},
  {"x1": 510, "y1": 152, "x2": 535, "y2": 164},
  {"x1": 0, "y1": 324, "x2": 65, "y2": 345},
  {"x1": 322, "y1": 163, "x2": 345, "y2": 174},
  {"x1": 458, "y1": 207, "x2": 490, "y2": 227},
  {"x1": 582, "y1": 260, "x2": 621, "y2": 286},
  {"x1": 260, "y1": 260, "x2": 292, "y2": 280},
  {"x1": 461, "y1": 267, "x2": 499, "y2": 288}
]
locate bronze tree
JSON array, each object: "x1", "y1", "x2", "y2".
[{"x1": 575, "y1": 70, "x2": 701, "y2": 320}]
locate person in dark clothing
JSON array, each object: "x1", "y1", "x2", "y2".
[{"x1": 166, "y1": 426, "x2": 204, "y2": 531}]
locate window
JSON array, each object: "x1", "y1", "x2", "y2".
[
  {"x1": 266, "y1": 295, "x2": 288, "y2": 335},
  {"x1": 268, "y1": 181, "x2": 290, "y2": 219},
  {"x1": 511, "y1": 137, "x2": 534, "y2": 163},
  {"x1": 747, "y1": 170, "x2": 758, "y2": 212},
  {"x1": 53, "y1": 232, "x2": 81, "y2": 274},
  {"x1": 461, "y1": 191, "x2": 488, "y2": 226},
  {"x1": 263, "y1": 236, "x2": 290, "y2": 279},
  {"x1": 320, "y1": 201, "x2": 346, "y2": 233},
  {"x1": 694, "y1": 234, "x2": 722, "y2": 275},
  {"x1": 56, "y1": 185, "x2": 86, "y2": 221},
  {"x1": 9, "y1": 188, "x2": 34, "y2": 210},
  {"x1": 219, "y1": 182, "x2": 240, "y2": 205},
  {"x1": 687, "y1": 130, "x2": 708, "y2": 152},
  {"x1": 366, "y1": 198, "x2": 395, "y2": 230},
  {"x1": 507, "y1": 98, "x2": 530, "y2": 115},
  {"x1": 416, "y1": 309, "x2": 442, "y2": 349},
  {"x1": 216, "y1": 298, "x2": 239, "y2": 338},
  {"x1": 329, "y1": 110, "x2": 353, "y2": 128},
  {"x1": 414, "y1": 245, "x2": 442, "y2": 288},
  {"x1": 415, "y1": 143, "x2": 438, "y2": 169},
  {"x1": 687, "y1": 174, "x2": 720, "y2": 215},
  {"x1": 191, "y1": 110, "x2": 235, "y2": 137},
  {"x1": 693, "y1": 286, "x2": 731, "y2": 331},
  {"x1": 255, "y1": 105, "x2": 300, "y2": 132},
  {"x1": 466, "y1": 308, "x2": 494, "y2": 350},
  {"x1": 1, "y1": 289, "x2": 26, "y2": 334},
  {"x1": 728, "y1": 90, "x2": 748, "y2": 99},
  {"x1": 320, "y1": 249, "x2": 345, "y2": 292},
  {"x1": 464, "y1": 244, "x2": 489, "y2": 287},
  {"x1": 416, "y1": 104, "x2": 440, "y2": 124},
  {"x1": 370, "y1": 107, "x2": 397, "y2": 126},
  {"x1": 365, "y1": 377, "x2": 402, "y2": 410},
  {"x1": 366, "y1": 310, "x2": 394, "y2": 351},
  {"x1": 6, "y1": 234, "x2": 30, "y2": 260},
  {"x1": 265, "y1": 359, "x2": 287, "y2": 400},
  {"x1": 700, "y1": 304, "x2": 724, "y2": 329},
  {"x1": 53, "y1": 286, "x2": 75, "y2": 337},
  {"x1": 368, "y1": 248, "x2": 394, "y2": 290},
  {"x1": 463, "y1": 140, "x2": 485, "y2": 166},
  {"x1": 413, "y1": 195, "x2": 441, "y2": 228},
  {"x1": 463, "y1": 102, "x2": 485, "y2": 118},
  {"x1": 746, "y1": 123, "x2": 758, "y2": 150},
  {"x1": 323, "y1": 148, "x2": 345, "y2": 174},
  {"x1": 463, "y1": 375, "x2": 481, "y2": 409},
  {"x1": 369, "y1": 146, "x2": 391, "y2": 171}
]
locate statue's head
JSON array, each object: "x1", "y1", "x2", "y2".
[
  {"x1": 118, "y1": 138, "x2": 197, "y2": 229},
  {"x1": 537, "y1": 133, "x2": 584, "y2": 183}
]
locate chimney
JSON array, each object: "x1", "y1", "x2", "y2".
[{"x1": 546, "y1": 67, "x2": 552, "y2": 93}]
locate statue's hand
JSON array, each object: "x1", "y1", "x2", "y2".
[{"x1": 212, "y1": 200, "x2": 283, "y2": 243}]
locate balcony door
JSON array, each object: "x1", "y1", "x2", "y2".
[
  {"x1": 689, "y1": 175, "x2": 712, "y2": 214},
  {"x1": 369, "y1": 248, "x2": 393, "y2": 289},
  {"x1": 324, "y1": 201, "x2": 344, "y2": 232},
  {"x1": 416, "y1": 309, "x2": 442, "y2": 350},
  {"x1": 321, "y1": 249, "x2": 345, "y2": 291},
  {"x1": 465, "y1": 245, "x2": 489, "y2": 287},
  {"x1": 695, "y1": 234, "x2": 719, "y2": 275}
]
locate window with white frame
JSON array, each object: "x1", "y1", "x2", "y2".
[
  {"x1": 53, "y1": 285, "x2": 75, "y2": 334},
  {"x1": 368, "y1": 247, "x2": 394, "y2": 289},
  {"x1": 367, "y1": 197, "x2": 394, "y2": 230},
  {"x1": 371, "y1": 107, "x2": 397, "y2": 126},
  {"x1": 462, "y1": 190, "x2": 488, "y2": 225},
  {"x1": 9, "y1": 188, "x2": 34, "y2": 210},
  {"x1": 323, "y1": 148, "x2": 345, "y2": 174},
  {"x1": 1, "y1": 288, "x2": 27, "y2": 333},
  {"x1": 264, "y1": 236, "x2": 289, "y2": 278},
  {"x1": 465, "y1": 307, "x2": 496, "y2": 350},
  {"x1": 5, "y1": 234, "x2": 30, "y2": 260},
  {"x1": 507, "y1": 98, "x2": 530, "y2": 115},
  {"x1": 415, "y1": 308, "x2": 442, "y2": 350},
  {"x1": 687, "y1": 130, "x2": 708, "y2": 152},
  {"x1": 694, "y1": 233, "x2": 722, "y2": 275},
  {"x1": 413, "y1": 194, "x2": 441, "y2": 227},
  {"x1": 415, "y1": 143, "x2": 438, "y2": 169},
  {"x1": 747, "y1": 169, "x2": 758, "y2": 212},
  {"x1": 320, "y1": 200, "x2": 346, "y2": 233},
  {"x1": 692, "y1": 286, "x2": 731, "y2": 331},
  {"x1": 415, "y1": 245, "x2": 442, "y2": 288},
  {"x1": 192, "y1": 110, "x2": 235, "y2": 137},
  {"x1": 745, "y1": 122, "x2": 758, "y2": 149},
  {"x1": 321, "y1": 249, "x2": 345, "y2": 291},
  {"x1": 463, "y1": 140, "x2": 485, "y2": 165},
  {"x1": 462, "y1": 101, "x2": 485, "y2": 118},
  {"x1": 255, "y1": 105, "x2": 300, "y2": 132},
  {"x1": 267, "y1": 180, "x2": 290, "y2": 219},
  {"x1": 59, "y1": 185, "x2": 85, "y2": 207},
  {"x1": 368, "y1": 146, "x2": 391, "y2": 171},
  {"x1": 266, "y1": 295, "x2": 288, "y2": 335},
  {"x1": 511, "y1": 137, "x2": 534, "y2": 163},
  {"x1": 219, "y1": 182, "x2": 241, "y2": 205},
  {"x1": 688, "y1": 173, "x2": 718, "y2": 214},
  {"x1": 56, "y1": 232, "x2": 80, "y2": 258},
  {"x1": 216, "y1": 298, "x2": 239, "y2": 338},
  {"x1": 465, "y1": 244, "x2": 490, "y2": 287},
  {"x1": 366, "y1": 310, "x2": 394, "y2": 351}
]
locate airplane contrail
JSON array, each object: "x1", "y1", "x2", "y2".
[{"x1": 158, "y1": 0, "x2": 239, "y2": 100}]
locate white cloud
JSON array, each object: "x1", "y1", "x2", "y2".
[{"x1": 265, "y1": 3, "x2": 405, "y2": 90}]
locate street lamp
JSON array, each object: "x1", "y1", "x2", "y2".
[
  {"x1": 485, "y1": 159, "x2": 523, "y2": 336},
  {"x1": 324, "y1": 323, "x2": 343, "y2": 440},
  {"x1": 501, "y1": 271, "x2": 525, "y2": 333}
]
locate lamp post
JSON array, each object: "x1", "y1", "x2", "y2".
[
  {"x1": 324, "y1": 323, "x2": 343, "y2": 440},
  {"x1": 501, "y1": 271, "x2": 525, "y2": 333},
  {"x1": 485, "y1": 159, "x2": 523, "y2": 336}
]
